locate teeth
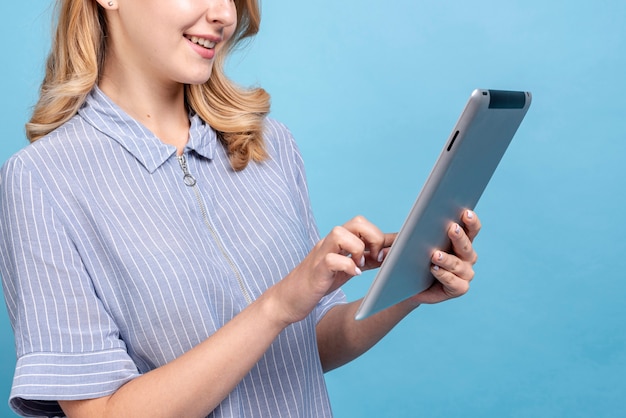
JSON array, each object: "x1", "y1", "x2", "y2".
[{"x1": 188, "y1": 36, "x2": 216, "y2": 49}]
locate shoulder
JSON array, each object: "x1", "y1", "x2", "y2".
[
  {"x1": 261, "y1": 117, "x2": 303, "y2": 162},
  {"x1": 2, "y1": 113, "x2": 106, "y2": 176},
  {"x1": 254, "y1": 118, "x2": 312, "y2": 195},
  {"x1": 263, "y1": 117, "x2": 295, "y2": 146}
]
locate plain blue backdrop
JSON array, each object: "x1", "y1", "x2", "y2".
[{"x1": 1, "y1": 1, "x2": 625, "y2": 417}]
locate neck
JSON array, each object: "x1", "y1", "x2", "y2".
[{"x1": 98, "y1": 58, "x2": 190, "y2": 155}]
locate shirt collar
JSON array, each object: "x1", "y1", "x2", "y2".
[{"x1": 78, "y1": 87, "x2": 218, "y2": 173}]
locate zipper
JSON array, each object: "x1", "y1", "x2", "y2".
[{"x1": 177, "y1": 154, "x2": 253, "y2": 305}]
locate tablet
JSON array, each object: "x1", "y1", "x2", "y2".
[{"x1": 354, "y1": 89, "x2": 532, "y2": 320}]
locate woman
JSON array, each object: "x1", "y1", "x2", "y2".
[{"x1": 0, "y1": 0, "x2": 480, "y2": 417}]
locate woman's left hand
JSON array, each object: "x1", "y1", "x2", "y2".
[
  {"x1": 409, "y1": 209, "x2": 482, "y2": 305},
  {"x1": 316, "y1": 210, "x2": 481, "y2": 372}
]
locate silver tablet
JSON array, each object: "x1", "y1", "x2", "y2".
[{"x1": 355, "y1": 89, "x2": 532, "y2": 320}]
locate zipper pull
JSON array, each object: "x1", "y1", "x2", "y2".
[{"x1": 177, "y1": 155, "x2": 197, "y2": 187}]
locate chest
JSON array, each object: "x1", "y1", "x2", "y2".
[{"x1": 60, "y1": 151, "x2": 312, "y2": 361}]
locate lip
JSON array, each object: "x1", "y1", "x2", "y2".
[
  {"x1": 185, "y1": 34, "x2": 221, "y2": 60},
  {"x1": 186, "y1": 33, "x2": 222, "y2": 43}
]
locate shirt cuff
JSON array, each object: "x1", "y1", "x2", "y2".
[{"x1": 10, "y1": 349, "x2": 139, "y2": 417}]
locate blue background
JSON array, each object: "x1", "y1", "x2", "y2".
[{"x1": 1, "y1": 1, "x2": 625, "y2": 417}]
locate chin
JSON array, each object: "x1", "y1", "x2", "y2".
[
  {"x1": 185, "y1": 79, "x2": 211, "y2": 87},
  {"x1": 184, "y1": 68, "x2": 214, "y2": 86}
]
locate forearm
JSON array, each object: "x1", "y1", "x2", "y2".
[
  {"x1": 316, "y1": 297, "x2": 420, "y2": 372},
  {"x1": 61, "y1": 288, "x2": 288, "y2": 418}
]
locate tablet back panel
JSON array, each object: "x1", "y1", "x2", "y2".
[{"x1": 355, "y1": 89, "x2": 532, "y2": 320}]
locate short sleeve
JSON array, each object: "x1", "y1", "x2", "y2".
[{"x1": 0, "y1": 156, "x2": 140, "y2": 417}]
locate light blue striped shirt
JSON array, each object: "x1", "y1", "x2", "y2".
[{"x1": 0, "y1": 88, "x2": 346, "y2": 417}]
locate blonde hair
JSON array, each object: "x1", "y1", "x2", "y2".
[{"x1": 27, "y1": 0, "x2": 270, "y2": 171}]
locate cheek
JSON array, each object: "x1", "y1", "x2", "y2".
[
  {"x1": 217, "y1": 26, "x2": 237, "y2": 56},
  {"x1": 224, "y1": 22, "x2": 237, "y2": 43}
]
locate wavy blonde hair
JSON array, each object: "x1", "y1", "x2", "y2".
[{"x1": 27, "y1": 0, "x2": 270, "y2": 171}]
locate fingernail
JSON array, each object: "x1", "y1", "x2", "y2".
[
  {"x1": 432, "y1": 265, "x2": 440, "y2": 272},
  {"x1": 466, "y1": 210, "x2": 474, "y2": 220},
  {"x1": 377, "y1": 250, "x2": 384, "y2": 263},
  {"x1": 437, "y1": 251, "x2": 443, "y2": 261},
  {"x1": 355, "y1": 267, "x2": 363, "y2": 276},
  {"x1": 359, "y1": 255, "x2": 365, "y2": 267},
  {"x1": 455, "y1": 224, "x2": 461, "y2": 235}
]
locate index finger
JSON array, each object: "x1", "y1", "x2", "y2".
[
  {"x1": 373, "y1": 232, "x2": 397, "y2": 264},
  {"x1": 342, "y1": 216, "x2": 386, "y2": 264}
]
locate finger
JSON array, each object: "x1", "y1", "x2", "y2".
[
  {"x1": 430, "y1": 263, "x2": 470, "y2": 298},
  {"x1": 375, "y1": 233, "x2": 396, "y2": 263},
  {"x1": 431, "y1": 250, "x2": 475, "y2": 282},
  {"x1": 319, "y1": 226, "x2": 367, "y2": 267},
  {"x1": 448, "y1": 222, "x2": 478, "y2": 265},
  {"x1": 321, "y1": 253, "x2": 363, "y2": 277},
  {"x1": 318, "y1": 253, "x2": 363, "y2": 294},
  {"x1": 381, "y1": 232, "x2": 396, "y2": 248},
  {"x1": 342, "y1": 216, "x2": 386, "y2": 265},
  {"x1": 461, "y1": 210, "x2": 481, "y2": 242}
]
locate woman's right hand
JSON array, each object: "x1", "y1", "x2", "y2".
[{"x1": 270, "y1": 215, "x2": 391, "y2": 325}]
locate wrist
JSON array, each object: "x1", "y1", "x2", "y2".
[
  {"x1": 256, "y1": 284, "x2": 296, "y2": 331},
  {"x1": 396, "y1": 296, "x2": 422, "y2": 314}
]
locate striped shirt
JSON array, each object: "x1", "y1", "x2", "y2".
[{"x1": 0, "y1": 87, "x2": 346, "y2": 417}]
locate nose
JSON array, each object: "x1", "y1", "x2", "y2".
[{"x1": 206, "y1": 0, "x2": 237, "y2": 28}]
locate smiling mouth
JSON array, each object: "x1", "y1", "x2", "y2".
[{"x1": 185, "y1": 35, "x2": 216, "y2": 49}]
